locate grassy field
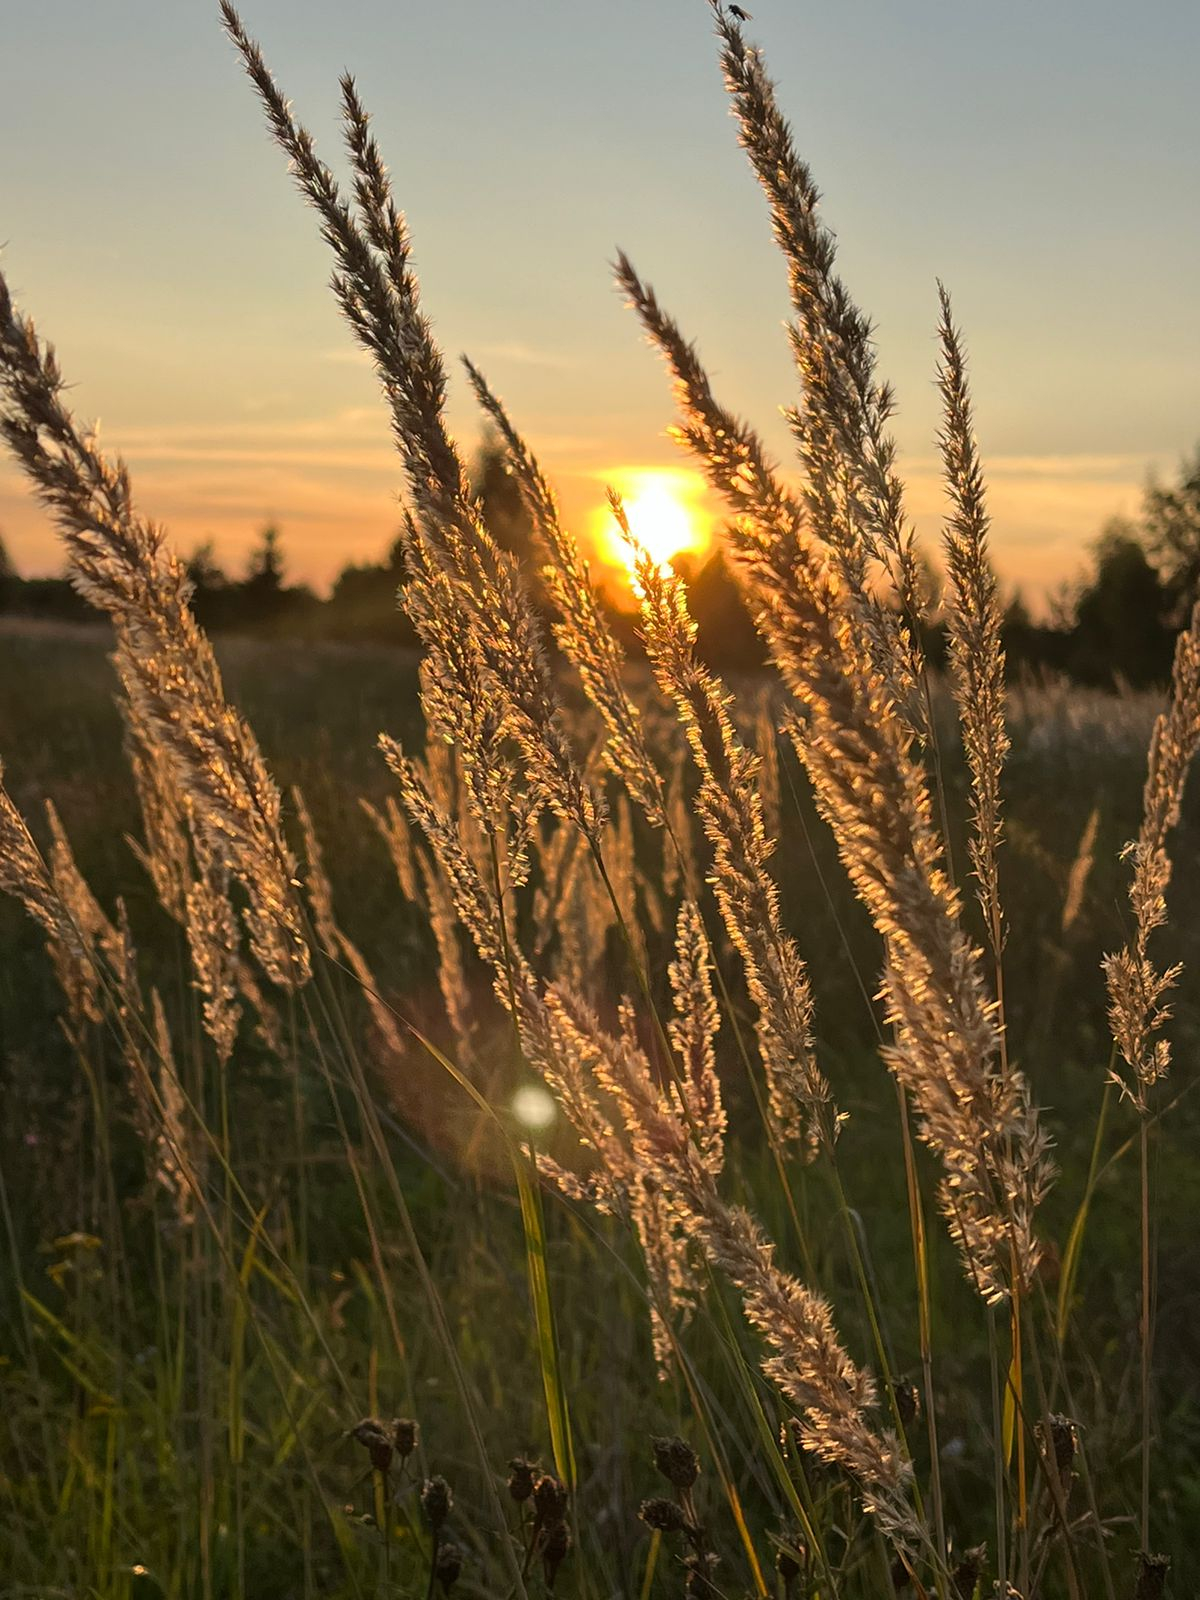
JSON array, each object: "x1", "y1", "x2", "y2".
[
  {"x1": 3, "y1": 619, "x2": 1199, "y2": 1597},
  {"x1": 3, "y1": 6, "x2": 1199, "y2": 1596}
]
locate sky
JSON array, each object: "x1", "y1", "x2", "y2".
[{"x1": 2, "y1": 0, "x2": 1198, "y2": 608}]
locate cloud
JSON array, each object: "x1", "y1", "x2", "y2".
[
  {"x1": 320, "y1": 347, "x2": 373, "y2": 367},
  {"x1": 110, "y1": 443, "x2": 399, "y2": 473},
  {"x1": 0, "y1": 430, "x2": 1170, "y2": 607},
  {"x1": 472, "y1": 340, "x2": 573, "y2": 371},
  {"x1": 902, "y1": 451, "x2": 1167, "y2": 483}
]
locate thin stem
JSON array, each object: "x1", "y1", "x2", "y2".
[
  {"x1": 988, "y1": 1309, "x2": 1009, "y2": 1597},
  {"x1": 1140, "y1": 1112, "x2": 1153, "y2": 1550},
  {"x1": 897, "y1": 1082, "x2": 947, "y2": 1577}
]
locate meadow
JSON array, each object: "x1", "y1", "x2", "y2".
[{"x1": 2, "y1": 5, "x2": 1200, "y2": 1598}]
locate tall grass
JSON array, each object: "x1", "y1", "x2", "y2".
[{"x1": 1, "y1": 4, "x2": 1198, "y2": 1597}]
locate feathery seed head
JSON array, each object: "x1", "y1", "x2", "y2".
[{"x1": 1105, "y1": 600, "x2": 1200, "y2": 1108}]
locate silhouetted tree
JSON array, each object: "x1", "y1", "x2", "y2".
[
  {"x1": 320, "y1": 434, "x2": 537, "y2": 646},
  {"x1": 1000, "y1": 589, "x2": 1032, "y2": 653},
  {"x1": 8, "y1": 568, "x2": 94, "y2": 624},
  {"x1": 0, "y1": 534, "x2": 14, "y2": 611},
  {"x1": 185, "y1": 540, "x2": 233, "y2": 630},
  {"x1": 243, "y1": 524, "x2": 285, "y2": 600},
  {"x1": 1143, "y1": 444, "x2": 1200, "y2": 621},
  {"x1": 187, "y1": 540, "x2": 227, "y2": 592},
  {"x1": 680, "y1": 547, "x2": 767, "y2": 670},
  {"x1": 1068, "y1": 522, "x2": 1174, "y2": 688},
  {"x1": 229, "y1": 523, "x2": 318, "y2": 635},
  {"x1": 472, "y1": 432, "x2": 536, "y2": 563},
  {"x1": 989, "y1": 589, "x2": 1068, "y2": 680},
  {"x1": 327, "y1": 533, "x2": 417, "y2": 644}
]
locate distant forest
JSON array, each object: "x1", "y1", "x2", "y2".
[{"x1": 3, "y1": 439, "x2": 1199, "y2": 691}]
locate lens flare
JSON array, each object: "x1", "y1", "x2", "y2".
[{"x1": 511, "y1": 1083, "x2": 557, "y2": 1132}]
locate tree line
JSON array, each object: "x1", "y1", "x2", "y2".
[{"x1": 2, "y1": 441, "x2": 1198, "y2": 690}]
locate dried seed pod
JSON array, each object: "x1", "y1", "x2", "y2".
[
  {"x1": 652, "y1": 1436, "x2": 700, "y2": 1491},
  {"x1": 420, "y1": 1475, "x2": 453, "y2": 1531},
  {"x1": 684, "y1": 1551, "x2": 719, "y2": 1599},
  {"x1": 893, "y1": 1382, "x2": 920, "y2": 1430},
  {"x1": 391, "y1": 1417, "x2": 419, "y2": 1460},
  {"x1": 542, "y1": 1520, "x2": 571, "y2": 1589},
  {"x1": 434, "y1": 1540, "x2": 464, "y2": 1595},
  {"x1": 777, "y1": 1545, "x2": 804, "y2": 1588},
  {"x1": 532, "y1": 1472, "x2": 569, "y2": 1527},
  {"x1": 1036, "y1": 1413, "x2": 1078, "y2": 1474},
  {"x1": 1134, "y1": 1552, "x2": 1170, "y2": 1600},
  {"x1": 507, "y1": 1455, "x2": 537, "y2": 1503},
  {"x1": 639, "y1": 1497, "x2": 688, "y2": 1535},
  {"x1": 351, "y1": 1418, "x2": 394, "y2": 1475},
  {"x1": 951, "y1": 1545, "x2": 986, "y2": 1599}
]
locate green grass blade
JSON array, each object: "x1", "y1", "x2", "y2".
[
  {"x1": 1056, "y1": 1080, "x2": 1112, "y2": 1345},
  {"x1": 515, "y1": 1154, "x2": 575, "y2": 1489}
]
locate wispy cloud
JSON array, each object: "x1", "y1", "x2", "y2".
[
  {"x1": 902, "y1": 451, "x2": 1167, "y2": 483},
  {"x1": 112, "y1": 444, "x2": 398, "y2": 473},
  {"x1": 320, "y1": 347, "x2": 373, "y2": 367},
  {"x1": 324, "y1": 339, "x2": 573, "y2": 373},
  {"x1": 113, "y1": 409, "x2": 385, "y2": 446},
  {"x1": 0, "y1": 431, "x2": 1168, "y2": 605},
  {"x1": 471, "y1": 340, "x2": 573, "y2": 372}
]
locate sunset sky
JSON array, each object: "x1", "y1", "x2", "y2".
[{"x1": 2, "y1": 0, "x2": 1198, "y2": 608}]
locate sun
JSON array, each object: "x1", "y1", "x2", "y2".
[{"x1": 591, "y1": 468, "x2": 713, "y2": 591}]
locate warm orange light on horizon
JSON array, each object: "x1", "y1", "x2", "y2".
[{"x1": 590, "y1": 468, "x2": 714, "y2": 594}]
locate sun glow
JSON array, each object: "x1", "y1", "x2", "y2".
[{"x1": 591, "y1": 468, "x2": 713, "y2": 592}]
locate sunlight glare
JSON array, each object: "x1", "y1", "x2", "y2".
[{"x1": 592, "y1": 469, "x2": 712, "y2": 590}]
